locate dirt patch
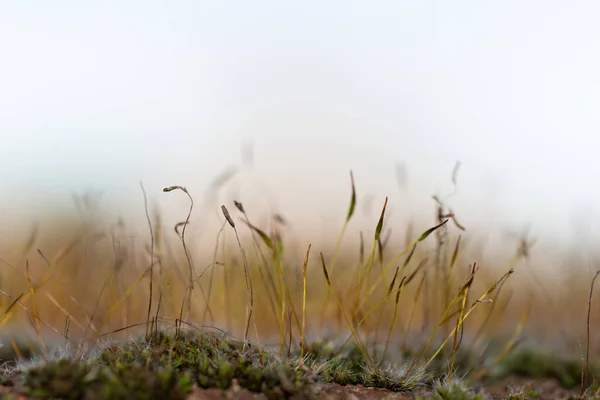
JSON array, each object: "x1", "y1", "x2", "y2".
[
  {"x1": 315, "y1": 383, "x2": 417, "y2": 399},
  {"x1": 181, "y1": 382, "x2": 416, "y2": 400},
  {"x1": 477, "y1": 376, "x2": 582, "y2": 399},
  {"x1": 183, "y1": 377, "x2": 591, "y2": 399},
  {"x1": 0, "y1": 375, "x2": 590, "y2": 399}
]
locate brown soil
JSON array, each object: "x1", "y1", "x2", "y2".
[
  {"x1": 180, "y1": 377, "x2": 586, "y2": 399},
  {"x1": 185, "y1": 381, "x2": 419, "y2": 400},
  {"x1": 0, "y1": 376, "x2": 588, "y2": 399},
  {"x1": 476, "y1": 376, "x2": 583, "y2": 399}
]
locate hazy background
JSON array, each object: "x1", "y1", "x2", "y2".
[{"x1": 1, "y1": 1, "x2": 600, "y2": 255}]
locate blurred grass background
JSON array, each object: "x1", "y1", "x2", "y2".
[{"x1": 1, "y1": 164, "x2": 598, "y2": 365}]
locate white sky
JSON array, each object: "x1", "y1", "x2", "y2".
[{"x1": 1, "y1": 1, "x2": 600, "y2": 250}]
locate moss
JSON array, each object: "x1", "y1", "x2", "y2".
[
  {"x1": 0, "y1": 374, "x2": 13, "y2": 387},
  {"x1": 310, "y1": 357, "x2": 360, "y2": 385},
  {"x1": 15, "y1": 331, "x2": 553, "y2": 399},
  {"x1": 508, "y1": 389, "x2": 541, "y2": 400},
  {"x1": 301, "y1": 341, "x2": 370, "y2": 386},
  {"x1": 98, "y1": 330, "x2": 432, "y2": 396},
  {"x1": 20, "y1": 358, "x2": 193, "y2": 400},
  {"x1": 22, "y1": 359, "x2": 109, "y2": 400},
  {"x1": 107, "y1": 364, "x2": 193, "y2": 400},
  {"x1": 362, "y1": 363, "x2": 421, "y2": 391},
  {"x1": 0, "y1": 340, "x2": 40, "y2": 365},
  {"x1": 98, "y1": 331, "x2": 315, "y2": 399},
  {"x1": 494, "y1": 349, "x2": 593, "y2": 389},
  {"x1": 432, "y1": 380, "x2": 485, "y2": 400}
]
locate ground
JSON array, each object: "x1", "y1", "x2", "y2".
[{"x1": 0, "y1": 330, "x2": 594, "y2": 399}]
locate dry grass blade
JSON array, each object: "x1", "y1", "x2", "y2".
[
  {"x1": 246, "y1": 220, "x2": 303, "y2": 349},
  {"x1": 97, "y1": 266, "x2": 151, "y2": 334},
  {"x1": 584, "y1": 270, "x2": 600, "y2": 396},
  {"x1": 361, "y1": 197, "x2": 389, "y2": 302},
  {"x1": 374, "y1": 265, "x2": 400, "y2": 349},
  {"x1": 347, "y1": 170, "x2": 357, "y2": 222},
  {"x1": 321, "y1": 252, "x2": 373, "y2": 365},
  {"x1": 447, "y1": 209, "x2": 466, "y2": 231},
  {"x1": 0, "y1": 293, "x2": 24, "y2": 329},
  {"x1": 382, "y1": 275, "x2": 407, "y2": 361},
  {"x1": 358, "y1": 220, "x2": 448, "y2": 314},
  {"x1": 208, "y1": 166, "x2": 238, "y2": 191},
  {"x1": 233, "y1": 200, "x2": 245, "y2": 213},
  {"x1": 412, "y1": 268, "x2": 514, "y2": 377},
  {"x1": 221, "y1": 205, "x2": 235, "y2": 228},
  {"x1": 25, "y1": 260, "x2": 47, "y2": 355},
  {"x1": 450, "y1": 263, "x2": 478, "y2": 380},
  {"x1": 140, "y1": 181, "x2": 155, "y2": 338},
  {"x1": 37, "y1": 249, "x2": 97, "y2": 333},
  {"x1": 321, "y1": 253, "x2": 331, "y2": 286},
  {"x1": 321, "y1": 171, "x2": 357, "y2": 329},
  {"x1": 64, "y1": 315, "x2": 71, "y2": 342},
  {"x1": 240, "y1": 215, "x2": 289, "y2": 356},
  {"x1": 336, "y1": 268, "x2": 419, "y2": 356},
  {"x1": 44, "y1": 292, "x2": 85, "y2": 331},
  {"x1": 163, "y1": 185, "x2": 195, "y2": 323},
  {"x1": 13, "y1": 223, "x2": 38, "y2": 268},
  {"x1": 154, "y1": 292, "x2": 163, "y2": 338},
  {"x1": 240, "y1": 219, "x2": 274, "y2": 251},
  {"x1": 5, "y1": 239, "x2": 80, "y2": 313},
  {"x1": 403, "y1": 271, "x2": 426, "y2": 352},
  {"x1": 174, "y1": 221, "x2": 188, "y2": 235},
  {"x1": 405, "y1": 258, "x2": 427, "y2": 285},
  {"x1": 452, "y1": 161, "x2": 461, "y2": 187},
  {"x1": 49, "y1": 236, "x2": 82, "y2": 266},
  {"x1": 471, "y1": 266, "x2": 512, "y2": 348},
  {"x1": 403, "y1": 244, "x2": 417, "y2": 268},
  {"x1": 374, "y1": 197, "x2": 389, "y2": 242},
  {"x1": 221, "y1": 205, "x2": 254, "y2": 351},
  {"x1": 0, "y1": 289, "x2": 63, "y2": 340},
  {"x1": 234, "y1": 202, "x2": 279, "y2": 332},
  {"x1": 202, "y1": 222, "x2": 227, "y2": 325},
  {"x1": 301, "y1": 243, "x2": 311, "y2": 360},
  {"x1": 418, "y1": 219, "x2": 449, "y2": 243},
  {"x1": 474, "y1": 296, "x2": 531, "y2": 379},
  {"x1": 359, "y1": 231, "x2": 365, "y2": 264},
  {"x1": 450, "y1": 235, "x2": 462, "y2": 271},
  {"x1": 381, "y1": 228, "x2": 392, "y2": 252},
  {"x1": 393, "y1": 220, "x2": 447, "y2": 272},
  {"x1": 276, "y1": 256, "x2": 287, "y2": 357}
]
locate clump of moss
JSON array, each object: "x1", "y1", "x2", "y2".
[
  {"x1": 363, "y1": 363, "x2": 426, "y2": 391},
  {"x1": 22, "y1": 359, "x2": 109, "y2": 400},
  {"x1": 507, "y1": 386, "x2": 541, "y2": 400},
  {"x1": 309, "y1": 357, "x2": 360, "y2": 385},
  {"x1": 430, "y1": 378, "x2": 485, "y2": 400},
  {"x1": 302, "y1": 342, "x2": 363, "y2": 386},
  {"x1": 19, "y1": 358, "x2": 193, "y2": 400},
  {"x1": 108, "y1": 364, "x2": 193, "y2": 400},
  {"x1": 427, "y1": 349, "x2": 479, "y2": 379},
  {"x1": 100, "y1": 331, "x2": 274, "y2": 370},
  {"x1": 98, "y1": 330, "x2": 315, "y2": 399},
  {"x1": 300, "y1": 340, "x2": 435, "y2": 392},
  {"x1": 494, "y1": 349, "x2": 593, "y2": 389},
  {"x1": 0, "y1": 374, "x2": 13, "y2": 387},
  {"x1": 0, "y1": 339, "x2": 40, "y2": 365},
  {"x1": 12, "y1": 330, "x2": 488, "y2": 398}
]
